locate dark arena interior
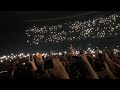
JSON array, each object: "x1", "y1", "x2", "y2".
[{"x1": 0, "y1": 11, "x2": 120, "y2": 79}]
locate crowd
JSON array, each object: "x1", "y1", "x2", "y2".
[
  {"x1": 0, "y1": 44, "x2": 120, "y2": 79},
  {"x1": 26, "y1": 13, "x2": 120, "y2": 45}
]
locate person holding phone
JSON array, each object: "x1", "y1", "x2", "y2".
[
  {"x1": 29, "y1": 53, "x2": 51, "y2": 79},
  {"x1": 29, "y1": 53, "x2": 69, "y2": 79}
]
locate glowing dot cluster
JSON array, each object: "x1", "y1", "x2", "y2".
[{"x1": 25, "y1": 13, "x2": 120, "y2": 45}]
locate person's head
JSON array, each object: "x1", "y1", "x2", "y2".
[
  {"x1": 69, "y1": 62, "x2": 88, "y2": 79},
  {"x1": 68, "y1": 44, "x2": 72, "y2": 48},
  {"x1": 36, "y1": 53, "x2": 43, "y2": 60},
  {"x1": 32, "y1": 53, "x2": 43, "y2": 65}
]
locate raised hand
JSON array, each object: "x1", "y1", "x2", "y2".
[
  {"x1": 79, "y1": 51, "x2": 91, "y2": 65},
  {"x1": 104, "y1": 52, "x2": 110, "y2": 61},
  {"x1": 49, "y1": 56, "x2": 69, "y2": 79},
  {"x1": 104, "y1": 62, "x2": 116, "y2": 79},
  {"x1": 29, "y1": 59, "x2": 37, "y2": 71},
  {"x1": 79, "y1": 51, "x2": 99, "y2": 79},
  {"x1": 29, "y1": 58, "x2": 35, "y2": 64}
]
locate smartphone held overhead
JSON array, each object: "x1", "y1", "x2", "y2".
[{"x1": 42, "y1": 59, "x2": 54, "y2": 70}]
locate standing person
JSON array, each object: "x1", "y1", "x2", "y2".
[
  {"x1": 67, "y1": 44, "x2": 74, "y2": 55},
  {"x1": 66, "y1": 44, "x2": 74, "y2": 62}
]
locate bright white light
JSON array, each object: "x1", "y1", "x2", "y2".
[
  {"x1": 21, "y1": 53, "x2": 23, "y2": 55},
  {"x1": 93, "y1": 55, "x2": 96, "y2": 57},
  {"x1": 27, "y1": 40, "x2": 29, "y2": 42},
  {"x1": 116, "y1": 49, "x2": 118, "y2": 52},
  {"x1": 42, "y1": 53, "x2": 44, "y2": 56},
  {"x1": 113, "y1": 49, "x2": 116, "y2": 52},
  {"x1": 91, "y1": 51, "x2": 95, "y2": 54},
  {"x1": 59, "y1": 52, "x2": 62, "y2": 55},
  {"x1": 85, "y1": 51, "x2": 87, "y2": 54},
  {"x1": 24, "y1": 56, "x2": 27, "y2": 58},
  {"x1": 22, "y1": 63, "x2": 25, "y2": 65},
  {"x1": 99, "y1": 50, "x2": 102, "y2": 53},
  {"x1": 88, "y1": 48, "x2": 90, "y2": 50},
  {"x1": 26, "y1": 13, "x2": 120, "y2": 47},
  {"x1": 0, "y1": 60, "x2": 3, "y2": 62},
  {"x1": 64, "y1": 51, "x2": 66, "y2": 54},
  {"x1": 27, "y1": 54, "x2": 30, "y2": 56}
]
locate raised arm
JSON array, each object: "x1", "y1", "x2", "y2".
[
  {"x1": 29, "y1": 59, "x2": 37, "y2": 72},
  {"x1": 104, "y1": 61, "x2": 116, "y2": 79},
  {"x1": 49, "y1": 56, "x2": 69, "y2": 79},
  {"x1": 79, "y1": 52, "x2": 99, "y2": 79}
]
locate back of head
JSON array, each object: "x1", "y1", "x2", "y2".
[
  {"x1": 69, "y1": 62, "x2": 88, "y2": 79},
  {"x1": 69, "y1": 56, "x2": 88, "y2": 79}
]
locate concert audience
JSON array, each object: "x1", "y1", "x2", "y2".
[{"x1": 0, "y1": 44, "x2": 120, "y2": 79}]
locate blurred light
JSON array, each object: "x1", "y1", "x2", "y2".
[
  {"x1": 113, "y1": 49, "x2": 116, "y2": 52},
  {"x1": 14, "y1": 56, "x2": 16, "y2": 58},
  {"x1": 93, "y1": 55, "x2": 96, "y2": 57},
  {"x1": 27, "y1": 54, "x2": 30, "y2": 56},
  {"x1": 32, "y1": 54, "x2": 35, "y2": 56},
  {"x1": 21, "y1": 53, "x2": 23, "y2": 55},
  {"x1": 59, "y1": 52, "x2": 62, "y2": 55},
  {"x1": 85, "y1": 51, "x2": 87, "y2": 54},
  {"x1": 22, "y1": 63, "x2": 25, "y2": 65},
  {"x1": 25, "y1": 13, "x2": 120, "y2": 46},
  {"x1": 88, "y1": 48, "x2": 90, "y2": 50},
  {"x1": 99, "y1": 50, "x2": 102, "y2": 53},
  {"x1": 24, "y1": 56, "x2": 27, "y2": 58},
  {"x1": 91, "y1": 51, "x2": 95, "y2": 53}
]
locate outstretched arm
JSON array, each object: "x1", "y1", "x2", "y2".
[
  {"x1": 49, "y1": 56, "x2": 69, "y2": 79},
  {"x1": 79, "y1": 52, "x2": 99, "y2": 79},
  {"x1": 104, "y1": 62, "x2": 116, "y2": 79},
  {"x1": 29, "y1": 59, "x2": 37, "y2": 72}
]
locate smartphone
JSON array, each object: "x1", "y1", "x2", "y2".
[
  {"x1": 72, "y1": 56, "x2": 80, "y2": 62},
  {"x1": 42, "y1": 59, "x2": 54, "y2": 70},
  {"x1": 97, "y1": 53, "x2": 104, "y2": 64},
  {"x1": 80, "y1": 50, "x2": 83, "y2": 55},
  {"x1": 29, "y1": 54, "x2": 33, "y2": 61}
]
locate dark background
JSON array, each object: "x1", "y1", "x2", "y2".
[{"x1": 0, "y1": 11, "x2": 94, "y2": 55}]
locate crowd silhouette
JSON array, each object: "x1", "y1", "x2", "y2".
[{"x1": 0, "y1": 44, "x2": 120, "y2": 79}]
